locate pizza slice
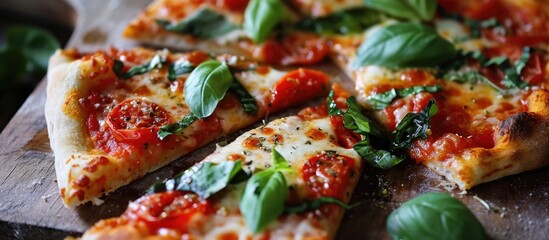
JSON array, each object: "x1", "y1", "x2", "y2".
[
  {"x1": 123, "y1": 0, "x2": 329, "y2": 66},
  {"x1": 45, "y1": 47, "x2": 330, "y2": 207},
  {"x1": 311, "y1": 0, "x2": 549, "y2": 189},
  {"x1": 77, "y1": 85, "x2": 362, "y2": 239}
]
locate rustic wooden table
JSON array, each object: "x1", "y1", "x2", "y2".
[{"x1": 0, "y1": 0, "x2": 547, "y2": 239}]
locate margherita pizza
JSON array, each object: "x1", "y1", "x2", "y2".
[
  {"x1": 77, "y1": 85, "x2": 362, "y2": 239},
  {"x1": 45, "y1": 47, "x2": 329, "y2": 207}
]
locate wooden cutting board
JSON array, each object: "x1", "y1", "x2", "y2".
[{"x1": 0, "y1": 0, "x2": 547, "y2": 239}]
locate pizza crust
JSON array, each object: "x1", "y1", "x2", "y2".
[{"x1": 424, "y1": 90, "x2": 549, "y2": 189}]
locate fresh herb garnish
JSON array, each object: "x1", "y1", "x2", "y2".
[
  {"x1": 157, "y1": 113, "x2": 198, "y2": 140},
  {"x1": 284, "y1": 197, "x2": 356, "y2": 213},
  {"x1": 168, "y1": 60, "x2": 194, "y2": 81},
  {"x1": 243, "y1": 0, "x2": 285, "y2": 43},
  {"x1": 114, "y1": 54, "x2": 166, "y2": 79},
  {"x1": 343, "y1": 97, "x2": 383, "y2": 137},
  {"x1": 184, "y1": 60, "x2": 234, "y2": 118},
  {"x1": 353, "y1": 138, "x2": 405, "y2": 169},
  {"x1": 443, "y1": 71, "x2": 508, "y2": 94},
  {"x1": 229, "y1": 80, "x2": 258, "y2": 115},
  {"x1": 392, "y1": 99, "x2": 437, "y2": 150},
  {"x1": 0, "y1": 26, "x2": 60, "y2": 87},
  {"x1": 240, "y1": 148, "x2": 290, "y2": 233},
  {"x1": 387, "y1": 192, "x2": 486, "y2": 239},
  {"x1": 368, "y1": 85, "x2": 441, "y2": 110},
  {"x1": 147, "y1": 161, "x2": 248, "y2": 198},
  {"x1": 353, "y1": 23, "x2": 456, "y2": 69},
  {"x1": 156, "y1": 8, "x2": 236, "y2": 39},
  {"x1": 364, "y1": 0, "x2": 437, "y2": 21},
  {"x1": 294, "y1": 7, "x2": 382, "y2": 35}
]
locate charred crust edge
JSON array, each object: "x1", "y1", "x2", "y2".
[{"x1": 498, "y1": 112, "x2": 540, "y2": 140}]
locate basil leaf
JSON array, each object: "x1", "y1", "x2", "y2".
[
  {"x1": 284, "y1": 197, "x2": 356, "y2": 214},
  {"x1": 392, "y1": 99, "x2": 437, "y2": 150},
  {"x1": 168, "y1": 60, "x2": 194, "y2": 81},
  {"x1": 387, "y1": 192, "x2": 486, "y2": 240},
  {"x1": 464, "y1": 18, "x2": 502, "y2": 39},
  {"x1": 368, "y1": 85, "x2": 441, "y2": 110},
  {"x1": 240, "y1": 170, "x2": 287, "y2": 233},
  {"x1": 156, "y1": 8, "x2": 236, "y2": 39},
  {"x1": 515, "y1": 47, "x2": 532, "y2": 75},
  {"x1": 354, "y1": 138, "x2": 405, "y2": 169},
  {"x1": 364, "y1": 0, "x2": 437, "y2": 21},
  {"x1": 184, "y1": 60, "x2": 234, "y2": 118},
  {"x1": 6, "y1": 26, "x2": 60, "y2": 74},
  {"x1": 327, "y1": 90, "x2": 344, "y2": 116},
  {"x1": 353, "y1": 23, "x2": 456, "y2": 68},
  {"x1": 243, "y1": 0, "x2": 285, "y2": 43},
  {"x1": 229, "y1": 80, "x2": 258, "y2": 115},
  {"x1": 114, "y1": 55, "x2": 166, "y2": 79},
  {"x1": 443, "y1": 71, "x2": 508, "y2": 94},
  {"x1": 344, "y1": 97, "x2": 383, "y2": 137},
  {"x1": 272, "y1": 147, "x2": 291, "y2": 170},
  {"x1": 157, "y1": 113, "x2": 198, "y2": 140},
  {"x1": 294, "y1": 7, "x2": 382, "y2": 35},
  {"x1": 147, "y1": 161, "x2": 248, "y2": 198}
]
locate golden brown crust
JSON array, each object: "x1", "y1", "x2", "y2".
[{"x1": 424, "y1": 90, "x2": 549, "y2": 189}]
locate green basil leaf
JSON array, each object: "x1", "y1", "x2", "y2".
[
  {"x1": 294, "y1": 7, "x2": 382, "y2": 35},
  {"x1": 514, "y1": 47, "x2": 532, "y2": 75},
  {"x1": 229, "y1": 80, "x2": 258, "y2": 115},
  {"x1": 353, "y1": 23, "x2": 456, "y2": 69},
  {"x1": 243, "y1": 0, "x2": 285, "y2": 43},
  {"x1": 184, "y1": 60, "x2": 234, "y2": 118},
  {"x1": 354, "y1": 138, "x2": 405, "y2": 169},
  {"x1": 392, "y1": 99, "x2": 437, "y2": 150},
  {"x1": 343, "y1": 97, "x2": 383, "y2": 137},
  {"x1": 168, "y1": 60, "x2": 194, "y2": 81},
  {"x1": 284, "y1": 197, "x2": 356, "y2": 214},
  {"x1": 272, "y1": 147, "x2": 290, "y2": 170},
  {"x1": 327, "y1": 90, "x2": 344, "y2": 116},
  {"x1": 6, "y1": 25, "x2": 60, "y2": 74},
  {"x1": 364, "y1": 0, "x2": 437, "y2": 21},
  {"x1": 156, "y1": 8, "x2": 236, "y2": 39},
  {"x1": 240, "y1": 170, "x2": 287, "y2": 233},
  {"x1": 368, "y1": 85, "x2": 441, "y2": 110},
  {"x1": 114, "y1": 54, "x2": 166, "y2": 79},
  {"x1": 387, "y1": 192, "x2": 486, "y2": 240},
  {"x1": 157, "y1": 113, "x2": 198, "y2": 140},
  {"x1": 443, "y1": 71, "x2": 508, "y2": 94},
  {"x1": 147, "y1": 161, "x2": 248, "y2": 198}
]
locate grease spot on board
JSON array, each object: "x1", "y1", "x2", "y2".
[{"x1": 83, "y1": 28, "x2": 107, "y2": 44}]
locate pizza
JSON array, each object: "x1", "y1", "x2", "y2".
[
  {"x1": 305, "y1": 0, "x2": 549, "y2": 189},
  {"x1": 123, "y1": 0, "x2": 329, "y2": 65},
  {"x1": 45, "y1": 47, "x2": 330, "y2": 207},
  {"x1": 77, "y1": 85, "x2": 363, "y2": 239}
]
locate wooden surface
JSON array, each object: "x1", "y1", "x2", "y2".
[{"x1": 0, "y1": 0, "x2": 548, "y2": 239}]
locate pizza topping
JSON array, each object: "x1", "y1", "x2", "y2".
[
  {"x1": 156, "y1": 8, "x2": 237, "y2": 39},
  {"x1": 157, "y1": 113, "x2": 198, "y2": 140},
  {"x1": 364, "y1": 0, "x2": 437, "y2": 21},
  {"x1": 301, "y1": 151, "x2": 356, "y2": 199},
  {"x1": 284, "y1": 196, "x2": 355, "y2": 214},
  {"x1": 184, "y1": 60, "x2": 234, "y2": 118},
  {"x1": 294, "y1": 7, "x2": 382, "y2": 35},
  {"x1": 392, "y1": 99, "x2": 437, "y2": 149},
  {"x1": 243, "y1": 0, "x2": 285, "y2": 43},
  {"x1": 368, "y1": 85, "x2": 441, "y2": 110},
  {"x1": 259, "y1": 33, "x2": 329, "y2": 66},
  {"x1": 167, "y1": 60, "x2": 194, "y2": 81},
  {"x1": 228, "y1": 80, "x2": 259, "y2": 115},
  {"x1": 353, "y1": 23, "x2": 456, "y2": 68},
  {"x1": 106, "y1": 98, "x2": 173, "y2": 144},
  {"x1": 125, "y1": 192, "x2": 211, "y2": 234},
  {"x1": 147, "y1": 161, "x2": 248, "y2": 199},
  {"x1": 113, "y1": 54, "x2": 166, "y2": 79},
  {"x1": 269, "y1": 68, "x2": 329, "y2": 112}
]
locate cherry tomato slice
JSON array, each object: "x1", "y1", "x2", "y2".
[
  {"x1": 259, "y1": 33, "x2": 329, "y2": 66},
  {"x1": 302, "y1": 152, "x2": 356, "y2": 199},
  {"x1": 106, "y1": 99, "x2": 173, "y2": 144},
  {"x1": 269, "y1": 68, "x2": 329, "y2": 113}
]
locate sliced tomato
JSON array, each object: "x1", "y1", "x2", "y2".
[
  {"x1": 106, "y1": 99, "x2": 173, "y2": 144},
  {"x1": 125, "y1": 192, "x2": 210, "y2": 234},
  {"x1": 330, "y1": 115, "x2": 361, "y2": 149},
  {"x1": 301, "y1": 152, "x2": 356, "y2": 199},
  {"x1": 215, "y1": 0, "x2": 249, "y2": 12},
  {"x1": 269, "y1": 68, "x2": 330, "y2": 113},
  {"x1": 258, "y1": 33, "x2": 329, "y2": 66}
]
